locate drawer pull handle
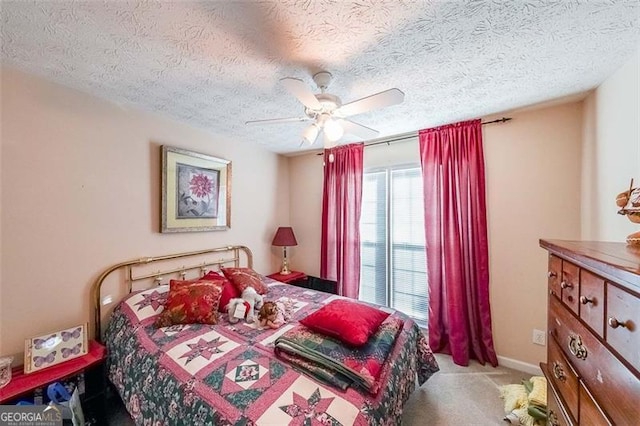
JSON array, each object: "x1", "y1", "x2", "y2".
[
  {"x1": 568, "y1": 334, "x2": 588, "y2": 360},
  {"x1": 548, "y1": 271, "x2": 557, "y2": 278},
  {"x1": 560, "y1": 281, "x2": 573, "y2": 289},
  {"x1": 548, "y1": 410, "x2": 559, "y2": 426},
  {"x1": 608, "y1": 317, "x2": 628, "y2": 329},
  {"x1": 552, "y1": 361, "x2": 566, "y2": 382},
  {"x1": 580, "y1": 296, "x2": 594, "y2": 305}
]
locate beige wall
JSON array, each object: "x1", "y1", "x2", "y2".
[
  {"x1": 484, "y1": 103, "x2": 583, "y2": 366},
  {"x1": 288, "y1": 152, "x2": 324, "y2": 276},
  {"x1": 0, "y1": 67, "x2": 290, "y2": 357},
  {"x1": 582, "y1": 49, "x2": 640, "y2": 241},
  {"x1": 289, "y1": 102, "x2": 584, "y2": 367}
]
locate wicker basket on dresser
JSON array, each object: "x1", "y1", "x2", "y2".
[{"x1": 540, "y1": 240, "x2": 640, "y2": 425}]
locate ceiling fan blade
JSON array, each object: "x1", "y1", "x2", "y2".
[
  {"x1": 280, "y1": 77, "x2": 322, "y2": 110},
  {"x1": 336, "y1": 88, "x2": 405, "y2": 117},
  {"x1": 245, "y1": 117, "x2": 310, "y2": 125},
  {"x1": 339, "y1": 119, "x2": 380, "y2": 140}
]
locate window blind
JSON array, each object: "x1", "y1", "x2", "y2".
[{"x1": 359, "y1": 166, "x2": 428, "y2": 326}]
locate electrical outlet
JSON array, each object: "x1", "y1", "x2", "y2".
[
  {"x1": 532, "y1": 329, "x2": 546, "y2": 346},
  {"x1": 101, "y1": 294, "x2": 113, "y2": 306}
]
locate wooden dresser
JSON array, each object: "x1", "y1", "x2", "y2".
[{"x1": 540, "y1": 240, "x2": 640, "y2": 425}]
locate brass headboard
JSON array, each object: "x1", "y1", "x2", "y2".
[{"x1": 92, "y1": 245, "x2": 253, "y2": 342}]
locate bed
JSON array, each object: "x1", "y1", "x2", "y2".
[{"x1": 94, "y1": 245, "x2": 439, "y2": 425}]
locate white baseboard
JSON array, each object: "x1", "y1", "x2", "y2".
[{"x1": 497, "y1": 356, "x2": 543, "y2": 376}]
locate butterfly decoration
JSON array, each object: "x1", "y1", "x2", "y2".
[
  {"x1": 25, "y1": 324, "x2": 87, "y2": 373},
  {"x1": 33, "y1": 334, "x2": 57, "y2": 350},
  {"x1": 33, "y1": 351, "x2": 56, "y2": 367},
  {"x1": 61, "y1": 343, "x2": 82, "y2": 359},
  {"x1": 61, "y1": 327, "x2": 82, "y2": 342}
]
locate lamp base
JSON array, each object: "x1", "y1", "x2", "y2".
[{"x1": 280, "y1": 247, "x2": 291, "y2": 275}]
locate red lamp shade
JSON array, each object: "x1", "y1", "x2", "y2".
[{"x1": 272, "y1": 227, "x2": 298, "y2": 247}]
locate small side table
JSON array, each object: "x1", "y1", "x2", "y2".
[
  {"x1": 267, "y1": 270, "x2": 307, "y2": 284},
  {"x1": 0, "y1": 340, "x2": 107, "y2": 423}
]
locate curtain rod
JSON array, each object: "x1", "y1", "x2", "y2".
[
  {"x1": 363, "y1": 116, "x2": 512, "y2": 148},
  {"x1": 314, "y1": 116, "x2": 512, "y2": 154}
]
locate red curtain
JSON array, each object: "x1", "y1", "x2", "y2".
[
  {"x1": 419, "y1": 119, "x2": 498, "y2": 367},
  {"x1": 320, "y1": 143, "x2": 364, "y2": 299}
]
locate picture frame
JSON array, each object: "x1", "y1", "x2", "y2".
[
  {"x1": 161, "y1": 145, "x2": 231, "y2": 233},
  {"x1": 24, "y1": 323, "x2": 88, "y2": 374}
]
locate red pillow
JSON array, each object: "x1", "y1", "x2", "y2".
[
  {"x1": 155, "y1": 279, "x2": 223, "y2": 327},
  {"x1": 221, "y1": 267, "x2": 268, "y2": 295},
  {"x1": 202, "y1": 271, "x2": 224, "y2": 280},
  {"x1": 202, "y1": 271, "x2": 241, "y2": 313},
  {"x1": 300, "y1": 299, "x2": 390, "y2": 346}
]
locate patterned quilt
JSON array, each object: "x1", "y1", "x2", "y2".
[{"x1": 105, "y1": 281, "x2": 439, "y2": 425}]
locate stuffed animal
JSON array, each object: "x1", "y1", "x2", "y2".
[
  {"x1": 258, "y1": 299, "x2": 293, "y2": 329},
  {"x1": 616, "y1": 179, "x2": 640, "y2": 246},
  {"x1": 228, "y1": 287, "x2": 264, "y2": 324}
]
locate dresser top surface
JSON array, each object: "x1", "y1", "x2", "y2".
[{"x1": 540, "y1": 239, "x2": 640, "y2": 291}]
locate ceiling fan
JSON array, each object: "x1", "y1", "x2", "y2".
[{"x1": 246, "y1": 71, "x2": 405, "y2": 148}]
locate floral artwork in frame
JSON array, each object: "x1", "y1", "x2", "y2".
[
  {"x1": 162, "y1": 146, "x2": 231, "y2": 232},
  {"x1": 176, "y1": 163, "x2": 219, "y2": 219},
  {"x1": 24, "y1": 323, "x2": 88, "y2": 374}
]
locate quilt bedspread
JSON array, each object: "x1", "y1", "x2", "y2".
[{"x1": 105, "y1": 281, "x2": 439, "y2": 425}]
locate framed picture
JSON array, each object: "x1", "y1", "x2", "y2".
[
  {"x1": 24, "y1": 323, "x2": 88, "y2": 373},
  {"x1": 161, "y1": 146, "x2": 231, "y2": 233}
]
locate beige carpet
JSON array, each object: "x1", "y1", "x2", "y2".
[{"x1": 402, "y1": 353, "x2": 532, "y2": 425}]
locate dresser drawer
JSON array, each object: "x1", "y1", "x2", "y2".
[
  {"x1": 579, "y1": 269, "x2": 604, "y2": 338},
  {"x1": 579, "y1": 381, "x2": 612, "y2": 426},
  {"x1": 547, "y1": 337, "x2": 579, "y2": 422},
  {"x1": 606, "y1": 283, "x2": 640, "y2": 373},
  {"x1": 547, "y1": 381, "x2": 574, "y2": 426},
  {"x1": 561, "y1": 261, "x2": 580, "y2": 315},
  {"x1": 548, "y1": 254, "x2": 562, "y2": 299},
  {"x1": 549, "y1": 296, "x2": 640, "y2": 425}
]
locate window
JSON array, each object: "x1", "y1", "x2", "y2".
[{"x1": 359, "y1": 166, "x2": 428, "y2": 327}]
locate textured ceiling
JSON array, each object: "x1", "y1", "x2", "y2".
[{"x1": 2, "y1": 1, "x2": 639, "y2": 154}]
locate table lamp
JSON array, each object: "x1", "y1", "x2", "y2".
[{"x1": 272, "y1": 227, "x2": 298, "y2": 275}]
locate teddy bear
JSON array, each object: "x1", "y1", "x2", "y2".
[
  {"x1": 228, "y1": 287, "x2": 264, "y2": 324},
  {"x1": 257, "y1": 298, "x2": 294, "y2": 329}
]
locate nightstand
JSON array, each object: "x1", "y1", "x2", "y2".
[
  {"x1": 0, "y1": 340, "x2": 107, "y2": 424},
  {"x1": 267, "y1": 271, "x2": 338, "y2": 295},
  {"x1": 267, "y1": 270, "x2": 307, "y2": 284}
]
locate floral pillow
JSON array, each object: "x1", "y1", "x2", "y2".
[
  {"x1": 155, "y1": 278, "x2": 223, "y2": 327},
  {"x1": 202, "y1": 271, "x2": 240, "y2": 312},
  {"x1": 299, "y1": 299, "x2": 390, "y2": 346},
  {"x1": 221, "y1": 267, "x2": 268, "y2": 295}
]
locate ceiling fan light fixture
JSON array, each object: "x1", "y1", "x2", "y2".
[
  {"x1": 323, "y1": 117, "x2": 344, "y2": 142},
  {"x1": 301, "y1": 123, "x2": 320, "y2": 145},
  {"x1": 323, "y1": 133, "x2": 339, "y2": 149}
]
